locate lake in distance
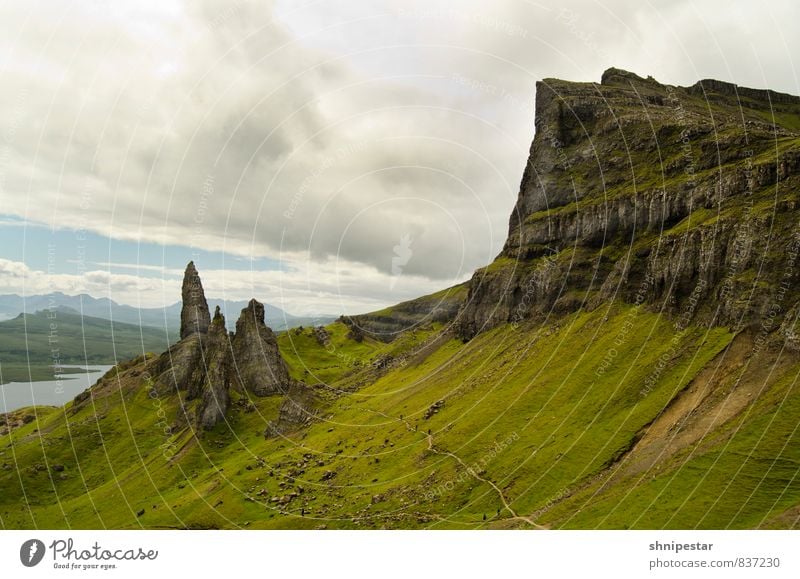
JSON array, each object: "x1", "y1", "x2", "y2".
[{"x1": 0, "y1": 365, "x2": 114, "y2": 413}]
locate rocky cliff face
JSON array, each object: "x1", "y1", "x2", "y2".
[
  {"x1": 152, "y1": 263, "x2": 305, "y2": 431},
  {"x1": 457, "y1": 68, "x2": 800, "y2": 340}
]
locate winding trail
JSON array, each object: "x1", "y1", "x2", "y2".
[
  {"x1": 355, "y1": 404, "x2": 546, "y2": 528},
  {"x1": 425, "y1": 432, "x2": 546, "y2": 529}
]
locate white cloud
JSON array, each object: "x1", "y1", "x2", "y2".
[
  {"x1": 0, "y1": 0, "x2": 798, "y2": 311},
  {"x1": 0, "y1": 256, "x2": 448, "y2": 316}
]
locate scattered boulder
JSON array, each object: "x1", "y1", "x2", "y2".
[
  {"x1": 313, "y1": 326, "x2": 330, "y2": 346},
  {"x1": 424, "y1": 400, "x2": 445, "y2": 419}
]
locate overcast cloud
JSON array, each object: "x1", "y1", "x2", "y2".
[{"x1": 0, "y1": 0, "x2": 797, "y2": 313}]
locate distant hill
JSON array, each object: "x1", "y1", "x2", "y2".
[
  {"x1": 0, "y1": 309, "x2": 172, "y2": 383},
  {"x1": 0, "y1": 292, "x2": 335, "y2": 336}
]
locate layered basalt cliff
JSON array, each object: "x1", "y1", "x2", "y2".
[
  {"x1": 151, "y1": 263, "x2": 303, "y2": 431},
  {"x1": 456, "y1": 68, "x2": 800, "y2": 340}
]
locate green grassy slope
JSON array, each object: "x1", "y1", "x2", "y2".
[{"x1": 2, "y1": 303, "x2": 795, "y2": 529}]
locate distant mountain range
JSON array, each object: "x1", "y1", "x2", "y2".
[{"x1": 0, "y1": 292, "x2": 335, "y2": 336}]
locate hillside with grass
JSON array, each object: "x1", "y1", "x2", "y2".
[{"x1": 1, "y1": 69, "x2": 799, "y2": 529}]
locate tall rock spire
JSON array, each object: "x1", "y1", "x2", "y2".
[
  {"x1": 180, "y1": 261, "x2": 211, "y2": 339},
  {"x1": 153, "y1": 263, "x2": 302, "y2": 432}
]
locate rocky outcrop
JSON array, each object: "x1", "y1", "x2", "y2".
[
  {"x1": 180, "y1": 261, "x2": 211, "y2": 339},
  {"x1": 152, "y1": 264, "x2": 299, "y2": 431},
  {"x1": 313, "y1": 326, "x2": 330, "y2": 346},
  {"x1": 457, "y1": 68, "x2": 800, "y2": 340},
  {"x1": 265, "y1": 383, "x2": 321, "y2": 437},
  {"x1": 230, "y1": 299, "x2": 291, "y2": 396},
  {"x1": 195, "y1": 307, "x2": 231, "y2": 429}
]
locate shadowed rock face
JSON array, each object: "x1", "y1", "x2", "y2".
[
  {"x1": 231, "y1": 299, "x2": 291, "y2": 396},
  {"x1": 180, "y1": 261, "x2": 211, "y2": 340},
  {"x1": 195, "y1": 307, "x2": 231, "y2": 430}
]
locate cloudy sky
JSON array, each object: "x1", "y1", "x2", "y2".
[{"x1": 0, "y1": 0, "x2": 797, "y2": 316}]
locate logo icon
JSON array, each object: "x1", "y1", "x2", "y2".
[
  {"x1": 20, "y1": 539, "x2": 45, "y2": 567},
  {"x1": 390, "y1": 233, "x2": 413, "y2": 290}
]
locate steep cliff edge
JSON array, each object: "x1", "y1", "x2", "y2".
[{"x1": 457, "y1": 68, "x2": 800, "y2": 340}]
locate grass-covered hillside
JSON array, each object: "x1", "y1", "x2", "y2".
[{"x1": 1, "y1": 302, "x2": 797, "y2": 529}]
